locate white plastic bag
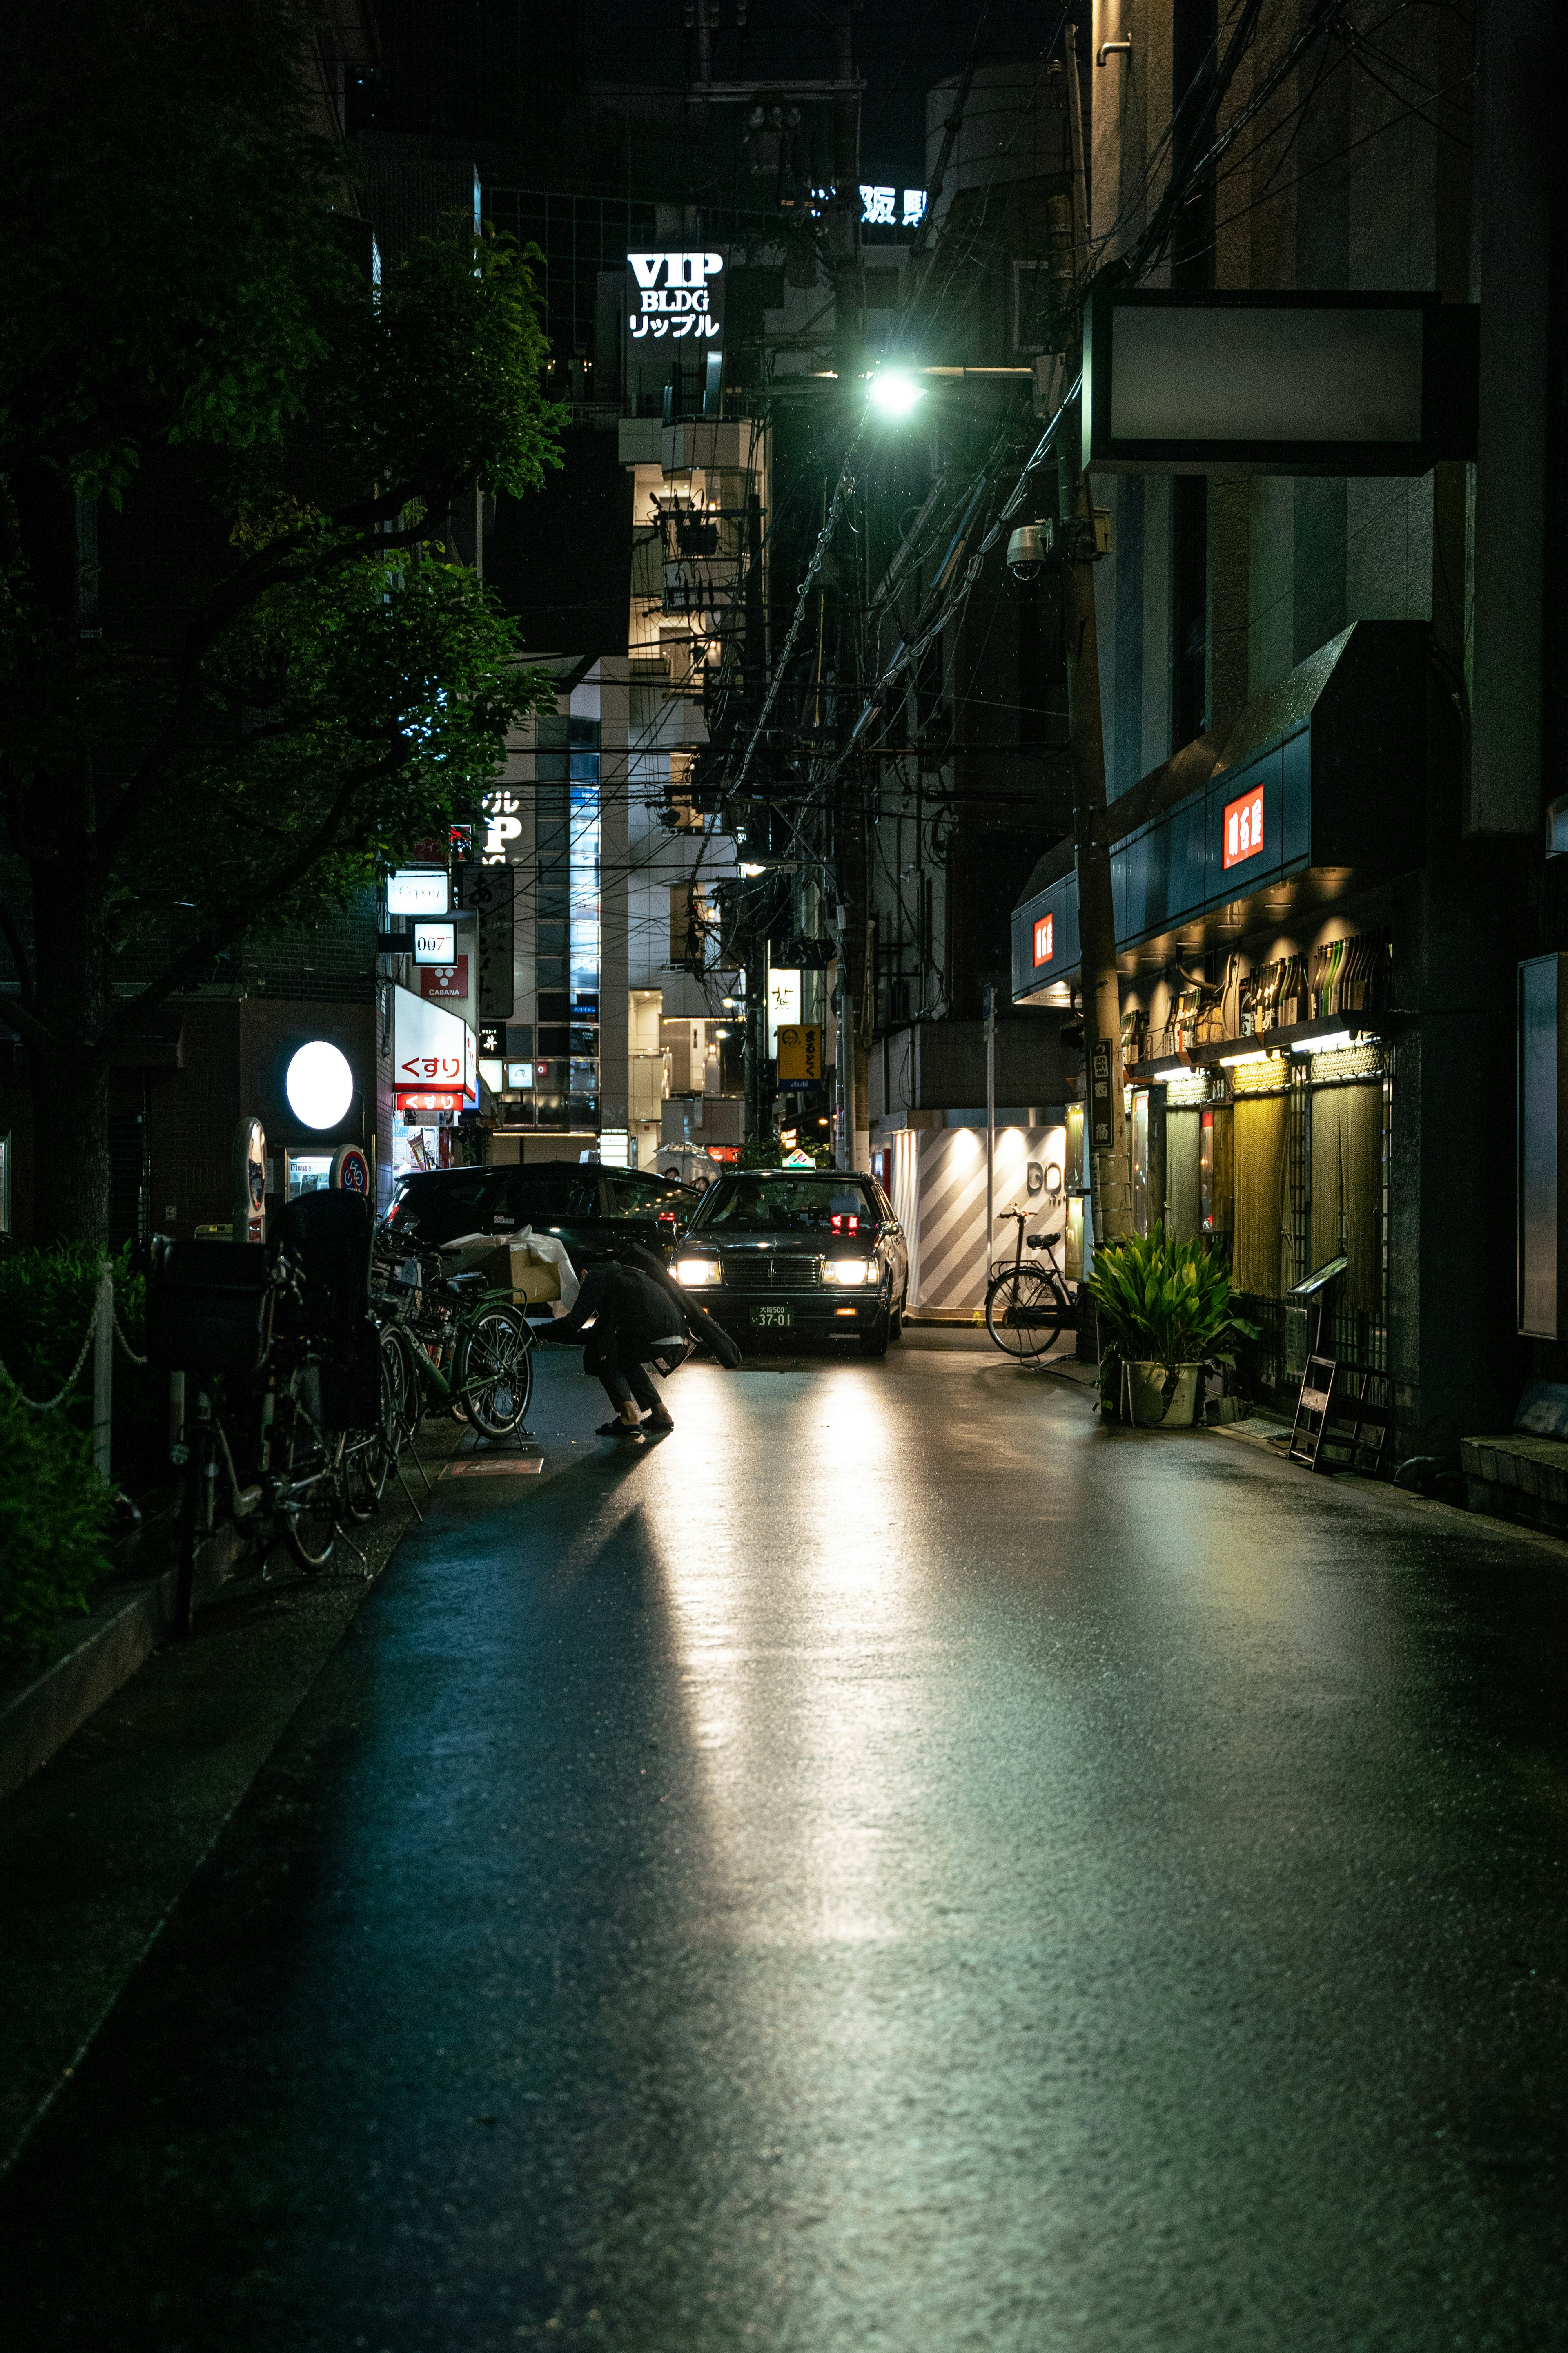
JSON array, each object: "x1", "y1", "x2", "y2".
[{"x1": 513, "y1": 1225, "x2": 580, "y2": 1313}]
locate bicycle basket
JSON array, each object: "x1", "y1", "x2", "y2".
[
  {"x1": 270, "y1": 1192, "x2": 374, "y2": 1348},
  {"x1": 146, "y1": 1239, "x2": 272, "y2": 1375}
]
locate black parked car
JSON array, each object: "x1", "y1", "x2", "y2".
[
  {"x1": 672, "y1": 1168, "x2": 910, "y2": 1357},
  {"x1": 383, "y1": 1161, "x2": 701, "y2": 1274}
]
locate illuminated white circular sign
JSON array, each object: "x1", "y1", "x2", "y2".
[{"x1": 285, "y1": 1041, "x2": 354, "y2": 1131}]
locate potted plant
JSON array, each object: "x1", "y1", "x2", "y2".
[{"x1": 1084, "y1": 1226, "x2": 1257, "y2": 1427}]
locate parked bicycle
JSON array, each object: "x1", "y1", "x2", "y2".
[
  {"x1": 984, "y1": 1207, "x2": 1074, "y2": 1359},
  {"x1": 149, "y1": 1193, "x2": 401, "y2": 1628},
  {"x1": 370, "y1": 1235, "x2": 533, "y2": 1441}
]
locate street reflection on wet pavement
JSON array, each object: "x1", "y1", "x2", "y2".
[{"x1": 5, "y1": 1334, "x2": 1568, "y2": 2349}]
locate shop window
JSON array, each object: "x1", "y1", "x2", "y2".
[{"x1": 287, "y1": 1153, "x2": 334, "y2": 1200}]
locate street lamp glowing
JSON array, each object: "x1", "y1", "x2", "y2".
[{"x1": 868, "y1": 370, "x2": 925, "y2": 419}]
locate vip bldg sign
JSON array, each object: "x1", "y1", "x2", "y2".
[{"x1": 627, "y1": 250, "x2": 725, "y2": 348}]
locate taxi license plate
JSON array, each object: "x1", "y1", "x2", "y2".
[{"x1": 750, "y1": 1305, "x2": 793, "y2": 1329}]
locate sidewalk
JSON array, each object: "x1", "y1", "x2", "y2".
[{"x1": 0, "y1": 1414, "x2": 473, "y2": 2169}]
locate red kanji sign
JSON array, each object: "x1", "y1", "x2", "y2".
[{"x1": 1223, "y1": 786, "x2": 1265, "y2": 870}]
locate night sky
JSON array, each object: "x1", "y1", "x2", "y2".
[{"x1": 362, "y1": 2, "x2": 1064, "y2": 201}]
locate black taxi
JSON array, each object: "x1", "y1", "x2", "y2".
[{"x1": 673, "y1": 1168, "x2": 910, "y2": 1356}]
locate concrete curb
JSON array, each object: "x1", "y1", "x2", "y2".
[{"x1": 0, "y1": 1522, "x2": 252, "y2": 1804}]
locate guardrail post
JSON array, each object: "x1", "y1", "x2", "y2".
[{"x1": 92, "y1": 1258, "x2": 114, "y2": 1482}]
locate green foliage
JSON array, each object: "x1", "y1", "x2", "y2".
[
  {"x1": 0, "y1": 1245, "x2": 161, "y2": 1482},
  {"x1": 325, "y1": 227, "x2": 565, "y2": 506},
  {"x1": 0, "y1": 2, "x2": 569, "y2": 1244},
  {"x1": 1084, "y1": 1224, "x2": 1258, "y2": 1372},
  {"x1": 2, "y1": 0, "x2": 354, "y2": 497},
  {"x1": 0, "y1": 1387, "x2": 114, "y2": 1673}
]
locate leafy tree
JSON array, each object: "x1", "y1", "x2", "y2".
[{"x1": 0, "y1": 0, "x2": 563, "y2": 1242}]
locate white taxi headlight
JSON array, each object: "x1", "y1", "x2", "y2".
[
  {"x1": 826, "y1": 1257, "x2": 874, "y2": 1286},
  {"x1": 676, "y1": 1257, "x2": 721, "y2": 1287}
]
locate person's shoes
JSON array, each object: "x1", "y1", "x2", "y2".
[
  {"x1": 595, "y1": 1418, "x2": 645, "y2": 1437},
  {"x1": 644, "y1": 1409, "x2": 675, "y2": 1432}
]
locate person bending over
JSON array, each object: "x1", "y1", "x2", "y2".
[{"x1": 541, "y1": 1250, "x2": 692, "y2": 1436}]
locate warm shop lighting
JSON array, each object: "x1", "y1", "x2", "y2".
[
  {"x1": 1290, "y1": 1030, "x2": 1360, "y2": 1055},
  {"x1": 1218, "y1": 1048, "x2": 1270, "y2": 1068},
  {"x1": 676, "y1": 1258, "x2": 721, "y2": 1286},
  {"x1": 826, "y1": 1258, "x2": 873, "y2": 1286},
  {"x1": 867, "y1": 370, "x2": 925, "y2": 418}
]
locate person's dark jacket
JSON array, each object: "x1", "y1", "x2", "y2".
[
  {"x1": 542, "y1": 1247, "x2": 742, "y2": 1372},
  {"x1": 619, "y1": 1242, "x2": 743, "y2": 1369}
]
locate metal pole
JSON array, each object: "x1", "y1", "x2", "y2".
[
  {"x1": 835, "y1": 905, "x2": 853, "y2": 1169},
  {"x1": 1060, "y1": 23, "x2": 1131, "y2": 1242},
  {"x1": 92, "y1": 1258, "x2": 113, "y2": 1483},
  {"x1": 984, "y1": 982, "x2": 996, "y2": 1267}
]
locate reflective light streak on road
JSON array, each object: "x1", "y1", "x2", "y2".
[{"x1": 644, "y1": 1363, "x2": 933, "y2": 1950}]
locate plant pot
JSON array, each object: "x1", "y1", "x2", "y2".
[{"x1": 1125, "y1": 1360, "x2": 1201, "y2": 1427}]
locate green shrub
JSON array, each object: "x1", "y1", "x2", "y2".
[
  {"x1": 0, "y1": 1244, "x2": 161, "y2": 1489},
  {"x1": 1085, "y1": 1224, "x2": 1258, "y2": 1374},
  {"x1": 0, "y1": 1386, "x2": 115, "y2": 1672}
]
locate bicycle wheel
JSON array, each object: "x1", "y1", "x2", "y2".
[
  {"x1": 383, "y1": 1323, "x2": 422, "y2": 1447},
  {"x1": 277, "y1": 1398, "x2": 338, "y2": 1570},
  {"x1": 344, "y1": 1329, "x2": 403, "y2": 1520},
  {"x1": 172, "y1": 1415, "x2": 217, "y2": 1638},
  {"x1": 984, "y1": 1267, "x2": 1065, "y2": 1359},
  {"x1": 454, "y1": 1304, "x2": 533, "y2": 1439}
]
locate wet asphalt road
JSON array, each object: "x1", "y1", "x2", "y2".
[{"x1": 5, "y1": 1336, "x2": 1568, "y2": 2350}]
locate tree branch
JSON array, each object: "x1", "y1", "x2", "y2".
[
  {"x1": 96, "y1": 483, "x2": 469, "y2": 862},
  {"x1": 94, "y1": 748, "x2": 408, "y2": 1059}
]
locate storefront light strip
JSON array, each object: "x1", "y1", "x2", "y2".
[{"x1": 1289, "y1": 1030, "x2": 1361, "y2": 1055}]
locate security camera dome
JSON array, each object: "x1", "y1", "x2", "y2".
[{"x1": 1007, "y1": 520, "x2": 1053, "y2": 582}]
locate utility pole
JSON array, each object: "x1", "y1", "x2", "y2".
[
  {"x1": 1061, "y1": 22, "x2": 1131, "y2": 1241},
  {"x1": 834, "y1": 901, "x2": 853, "y2": 1169},
  {"x1": 984, "y1": 981, "x2": 996, "y2": 1263}
]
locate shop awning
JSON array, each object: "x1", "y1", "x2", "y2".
[{"x1": 1012, "y1": 620, "x2": 1430, "y2": 1002}]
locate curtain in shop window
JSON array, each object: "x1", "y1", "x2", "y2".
[
  {"x1": 1232, "y1": 1093, "x2": 1292, "y2": 1298},
  {"x1": 1165, "y1": 1107, "x2": 1201, "y2": 1243},
  {"x1": 1310, "y1": 1082, "x2": 1383, "y2": 1313}
]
